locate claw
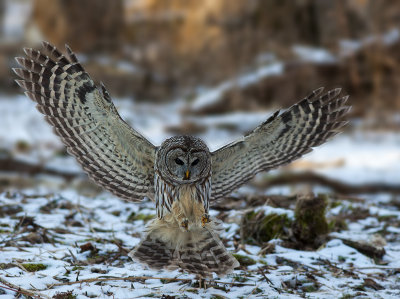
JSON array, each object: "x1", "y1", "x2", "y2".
[
  {"x1": 181, "y1": 219, "x2": 189, "y2": 231},
  {"x1": 201, "y1": 214, "x2": 210, "y2": 227},
  {"x1": 199, "y1": 277, "x2": 207, "y2": 289}
]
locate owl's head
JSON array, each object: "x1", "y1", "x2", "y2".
[{"x1": 156, "y1": 136, "x2": 211, "y2": 184}]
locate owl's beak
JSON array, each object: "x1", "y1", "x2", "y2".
[{"x1": 184, "y1": 170, "x2": 190, "y2": 180}]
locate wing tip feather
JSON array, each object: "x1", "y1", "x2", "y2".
[
  {"x1": 328, "y1": 87, "x2": 342, "y2": 99},
  {"x1": 65, "y1": 44, "x2": 74, "y2": 56},
  {"x1": 15, "y1": 56, "x2": 26, "y2": 66},
  {"x1": 41, "y1": 40, "x2": 51, "y2": 48},
  {"x1": 313, "y1": 86, "x2": 324, "y2": 95},
  {"x1": 15, "y1": 79, "x2": 26, "y2": 89},
  {"x1": 24, "y1": 91, "x2": 37, "y2": 102},
  {"x1": 12, "y1": 67, "x2": 23, "y2": 77},
  {"x1": 23, "y1": 47, "x2": 33, "y2": 57}
]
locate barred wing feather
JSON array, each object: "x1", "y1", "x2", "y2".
[
  {"x1": 14, "y1": 42, "x2": 156, "y2": 201},
  {"x1": 210, "y1": 88, "x2": 350, "y2": 201}
]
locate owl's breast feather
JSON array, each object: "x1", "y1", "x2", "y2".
[{"x1": 173, "y1": 185, "x2": 205, "y2": 229}]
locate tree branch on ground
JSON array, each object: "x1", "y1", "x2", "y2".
[{"x1": 252, "y1": 171, "x2": 400, "y2": 195}]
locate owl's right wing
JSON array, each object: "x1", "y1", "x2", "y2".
[
  {"x1": 14, "y1": 42, "x2": 156, "y2": 202},
  {"x1": 210, "y1": 88, "x2": 350, "y2": 201}
]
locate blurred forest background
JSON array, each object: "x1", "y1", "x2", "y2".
[{"x1": 1, "y1": 0, "x2": 400, "y2": 121}]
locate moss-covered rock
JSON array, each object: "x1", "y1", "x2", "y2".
[
  {"x1": 52, "y1": 290, "x2": 77, "y2": 299},
  {"x1": 232, "y1": 254, "x2": 256, "y2": 266},
  {"x1": 242, "y1": 210, "x2": 292, "y2": 245},
  {"x1": 292, "y1": 194, "x2": 329, "y2": 248}
]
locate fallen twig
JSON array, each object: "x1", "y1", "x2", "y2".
[
  {"x1": 331, "y1": 237, "x2": 386, "y2": 259},
  {"x1": 0, "y1": 277, "x2": 50, "y2": 299},
  {"x1": 258, "y1": 267, "x2": 281, "y2": 294},
  {"x1": 0, "y1": 157, "x2": 80, "y2": 180},
  {"x1": 252, "y1": 171, "x2": 400, "y2": 195}
]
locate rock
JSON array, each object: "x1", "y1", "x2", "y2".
[{"x1": 339, "y1": 237, "x2": 386, "y2": 259}]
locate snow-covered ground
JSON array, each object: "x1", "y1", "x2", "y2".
[
  {"x1": 0, "y1": 94, "x2": 399, "y2": 298},
  {"x1": 0, "y1": 183, "x2": 399, "y2": 298}
]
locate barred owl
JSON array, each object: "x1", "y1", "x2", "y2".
[{"x1": 14, "y1": 42, "x2": 350, "y2": 278}]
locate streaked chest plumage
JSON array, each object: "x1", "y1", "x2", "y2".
[{"x1": 154, "y1": 171, "x2": 211, "y2": 230}]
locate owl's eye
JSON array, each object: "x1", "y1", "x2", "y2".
[
  {"x1": 191, "y1": 158, "x2": 199, "y2": 166},
  {"x1": 175, "y1": 158, "x2": 184, "y2": 165}
]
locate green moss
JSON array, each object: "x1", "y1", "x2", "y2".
[
  {"x1": 52, "y1": 290, "x2": 77, "y2": 299},
  {"x1": 302, "y1": 283, "x2": 319, "y2": 292},
  {"x1": 259, "y1": 213, "x2": 291, "y2": 242},
  {"x1": 71, "y1": 266, "x2": 84, "y2": 271},
  {"x1": 111, "y1": 210, "x2": 121, "y2": 216},
  {"x1": 245, "y1": 211, "x2": 257, "y2": 220},
  {"x1": 127, "y1": 212, "x2": 154, "y2": 222},
  {"x1": 328, "y1": 217, "x2": 348, "y2": 232},
  {"x1": 293, "y1": 194, "x2": 329, "y2": 245},
  {"x1": 233, "y1": 275, "x2": 249, "y2": 282},
  {"x1": 243, "y1": 211, "x2": 292, "y2": 244},
  {"x1": 259, "y1": 259, "x2": 268, "y2": 265},
  {"x1": 0, "y1": 263, "x2": 15, "y2": 270},
  {"x1": 295, "y1": 197, "x2": 328, "y2": 233},
  {"x1": 330, "y1": 200, "x2": 342, "y2": 209},
  {"x1": 22, "y1": 263, "x2": 47, "y2": 272},
  {"x1": 160, "y1": 278, "x2": 175, "y2": 284},
  {"x1": 15, "y1": 140, "x2": 31, "y2": 152},
  {"x1": 232, "y1": 254, "x2": 256, "y2": 266},
  {"x1": 253, "y1": 288, "x2": 263, "y2": 294}
]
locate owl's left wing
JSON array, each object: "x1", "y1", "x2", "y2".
[
  {"x1": 14, "y1": 42, "x2": 156, "y2": 202},
  {"x1": 210, "y1": 88, "x2": 350, "y2": 201}
]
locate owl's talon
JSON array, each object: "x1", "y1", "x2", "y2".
[
  {"x1": 181, "y1": 219, "x2": 189, "y2": 231},
  {"x1": 201, "y1": 214, "x2": 210, "y2": 227}
]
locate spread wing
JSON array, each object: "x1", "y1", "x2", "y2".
[
  {"x1": 210, "y1": 88, "x2": 350, "y2": 201},
  {"x1": 14, "y1": 42, "x2": 156, "y2": 201}
]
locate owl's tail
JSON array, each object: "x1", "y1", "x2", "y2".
[{"x1": 129, "y1": 219, "x2": 239, "y2": 278}]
